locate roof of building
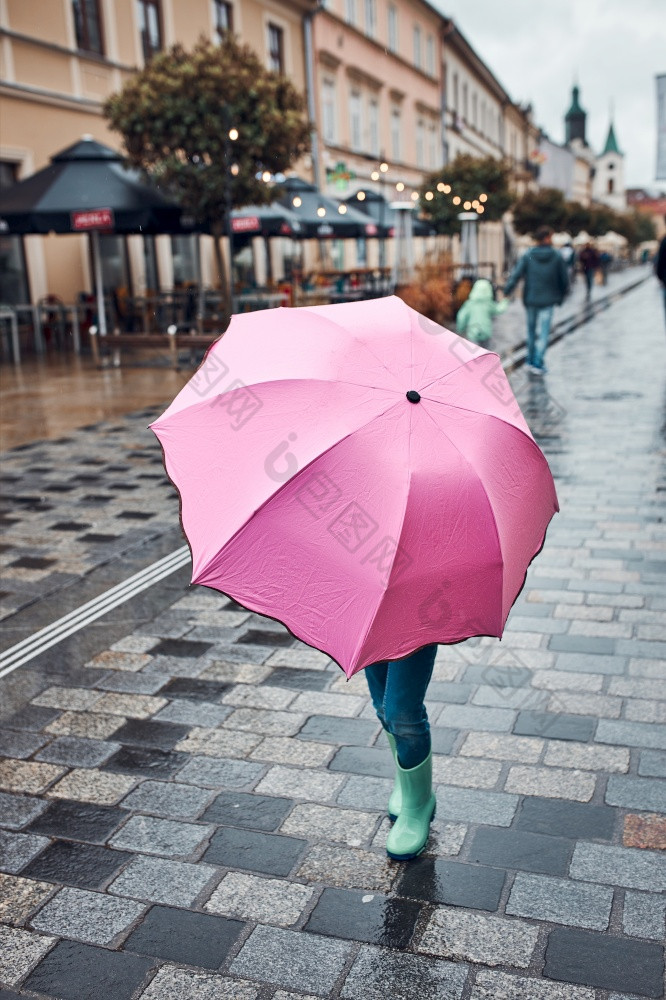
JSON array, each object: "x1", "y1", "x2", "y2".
[
  {"x1": 565, "y1": 86, "x2": 586, "y2": 119},
  {"x1": 602, "y1": 122, "x2": 621, "y2": 156}
]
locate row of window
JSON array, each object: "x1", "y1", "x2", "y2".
[
  {"x1": 447, "y1": 68, "x2": 502, "y2": 146},
  {"x1": 71, "y1": 0, "x2": 285, "y2": 73},
  {"x1": 322, "y1": 81, "x2": 438, "y2": 167},
  {"x1": 341, "y1": 0, "x2": 436, "y2": 76}
]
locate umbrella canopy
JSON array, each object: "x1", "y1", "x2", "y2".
[
  {"x1": 0, "y1": 137, "x2": 195, "y2": 235},
  {"x1": 277, "y1": 176, "x2": 388, "y2": 239},
  {"x1": 231, "y1": 202, "x2": 302, "y2": 238},
  {"x1": 151, "y1": 296, "x2": 558, "y2": 678},
  {"x1": 345, "y1": 190, "x2": 436, "y2": 238}
]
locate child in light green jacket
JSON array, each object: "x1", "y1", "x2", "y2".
[{"x1": 455, "y1": 278, "x2": 508, "y2": 344}]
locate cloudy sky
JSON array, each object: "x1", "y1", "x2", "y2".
[{"x1": 434, "y1": 0, "x2": 664, "y2": 188}]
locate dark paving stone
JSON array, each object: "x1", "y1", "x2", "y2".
[
  {"x1": 23, "y1": 939, "x2": 155, "y2": 1000},
  {"x1": 26, "y1": 799, "x2": 127, "y2": 845},
  {"x1": 296, "y1": 715, "x2": 379, "y2": 746},
  {"x1": 328, "y1": 746, "x2": 394, "y2": 779},
  {"x1": 148, "y1": 637, "x2": 213, "y2": 658},
  {"x1": 305, "y1": 887, "x2": 421, "y2": 948},
  {"x1": 513, "y1": 711, "x2": 596, "y2": 742},
  {"x1": 124, "y1": 905, "x2": 245, "y2": 969},
  {"x1": 0, "y1": 728, "x2": 49, "y2": 758},
  {"x1": 426, "y1": 681, "x2": 474, "y2": 704},
  {"x1": 1, "y1": 704, "x2": 61, "y2": 731},
  {"x1": 0, "y1": 989, "x2": 22, "y2": 998},
  {"x1": 101, "y1": 745, "x2": 190, "y2": 780},
  {"x1": 50, "y1": 520, "x2": 92, "y2": 531},
  {"x1": 116, "y1": 510, "x2": 154, "y2": 518},
  {"x1": 43, "y1": 483, "x2": 77, "y2": 493},
  {"x1": 516, "y1": 797, "x2": 618, "y2": 841},
  {"x1": 397, "y1": 856, "x2": 505, "y2": 911},
  {"x1": 237, "y1": 629, "x2": 295, "y2": 648},
  {"x1": 463, "y1": 664, "x2": 533, "y2": 687},
  {"x1": 74, "y1": 474, "x2": 102, "y2": 483},
  {"x1": 9, "y1": 555, "x2": 56, "y2": 569},
  {"x1": 223, "y1": 598, "x2": 246, "y2": 611},
  {"x1": 429, "y1": 727, "x2": 459, "y2": 755},
  {"x1": 109, "y1": 719, "x2": 191, "y2": 750},
  {"x1": 468, "y1": 827, "x2": 573, "y2": 876},
  {"x1": 22, "y1": 840, "x2": 131, "y2": 890},
  {"x1": 262, "y1": 667, "x2": 332, "y2": 692},
  {"x1": 107, "y1": 465, "x2": 131, "y2": 472},
  {"x1": 549, "y1": 635, "x2": 616, "y2": 655},
  {"x1": 544, "y1": 926, "x2": 665, "y2": 996},
  {"x1": 203, "y1": 826, "x2": 307, "y2": 876},
  {"x1": 78, "y1": 533, "x2": 120, "y2": 544},
  {"x1": 80, "y1": 494, "x2": 112, "y2": 504},
  {"x1": 159, "y1": 677, "x2": 230, "y2": 701},
  {"x1": 201, "y1": 791, "x2": 293, "y2": 831}
]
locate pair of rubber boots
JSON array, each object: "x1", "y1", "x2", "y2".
[{"x1": 385, "y1": 731, "x2": 436, "y2": 861}]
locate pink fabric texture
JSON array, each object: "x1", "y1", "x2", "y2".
[{"x1": 151, "y1": 296, "x2": 558, "y2": 677}]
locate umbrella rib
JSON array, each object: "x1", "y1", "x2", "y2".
[
  {"x1": 424, "y1": 399, "x2": 546, "y2": 453},
  {"x1": 418, "y1": 351, "x2": 501, "y2": 394},
  {"x1": 298, "y1": 305, "x2": 404, "y2": 391}
]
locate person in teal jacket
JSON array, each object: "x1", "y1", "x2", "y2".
[{"x1": 455, "y1": 277, "x2": 508, "y2": 344}]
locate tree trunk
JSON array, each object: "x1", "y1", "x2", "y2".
[{"x1": 212, "y1": 222, "x2": 232, "y2": 328}]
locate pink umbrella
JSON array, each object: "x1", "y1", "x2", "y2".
[{"x1": 151, "y1": 296, "x2": 558, "y2": 678}]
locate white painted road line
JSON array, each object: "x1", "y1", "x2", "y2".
[{"x1": 0, "y1": 545, "x2": 191, "y2": 679}]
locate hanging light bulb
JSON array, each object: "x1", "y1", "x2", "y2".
[
  {"x1": 292, "y1": 196, "x2": 302, "y2": 208},
  {"x1": 410, "y1": 191, "x2": 419, "y2": 201},
  {"x1": 396, "y1": 181, "x2": 405, "y2": 192},
  {"x1": 452, "y1": 195, "x2": 461, "y2": 205},
  {"x1": 230, "y1": 163, "x2": 239, "y2": 176},
  {"x1": 338, "y1": 204, "x2": 347, "y2": 214},
  {"x1": 317, "y1": 206, "x2": 326, "y2": 217},
  {"x1": 478, "y1": 205, "x2": 485, "y2": 213},
  {"x1": 444, "y1": 184, "x2": 451, "y2": 194},
  {"x1": 262, "y1": 170, "x2": 272, "y2": 183},
  {"x1": 371, "y1": 171, "x2": 380, "y2": 181},
  {"x1": 463, "y1": 200, "x2": 472, "y2": 210},
  {"x1": 437, "y1": 182, "x2": 445, "y2": 192},
  {"x1": 380, "y1": 162, "x2": 389, "y2": 173},
  {"x1": 425, "y1": 191, "x2": 434, "y2": 201},
  {"x1": 479, "y1": 193, "x2": 488, "y2": 202},
  {"x1": 472, "y1": 200, "x2": 480, "y2": 210},
  {"x1": 228, "y1": 128, "x2": 239, "y2": 141},
  {"x1": 357, "y1": 191, "x2": 366, "y2": 201}
]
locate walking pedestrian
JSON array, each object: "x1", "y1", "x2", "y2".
[
  {"x1": 579, "y1": 242, "x2": 600, "y2": 299},
  {"x1": 364, "y1": 644, "x2": 438, "y2": 860},
  {"x1": 655, "y1": 234, "x2": 666, "y2": 322},
  {"x1": 455, "y1": 277, "x2": 508, "y2": 345},
  {"x1": 599, "y1": 250, "x2": 613, "y2": 286},
  {"x1": 559, "y1": 241, "x2": 576, "y2": 285},
  {"x1": 503, "y1": 225, "x2": 569, "y2": 375}
]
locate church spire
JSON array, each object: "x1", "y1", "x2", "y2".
[
  {"x1": 602, "y1": 121, "x2": 621, "y2": 155},
  {"x1": 565, "y1": 85, "x2": 587, "y2": 145}
]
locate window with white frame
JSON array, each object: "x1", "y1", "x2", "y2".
[
  {"x1": 345, "y1": 0, "x2": 357, "y2": 26},
  {"x1": 213, "y1": 0, "x2": 233, "y2": 38},
  {"x1": 481, "y1": 100, "x2": 486, "y2": 136},
  {"x1": 413, "y1": 25, "x2": 421, "y2": 69},
  {"x1": 350, "y1": 90, "x2": 363, "y2": 151},
  {"x1": 452, "y1": 71, "x2": 458, "y2": 112},
  {"x1": 472, "y1": 92, "x2": 477, "y2": 128},
  {"x1": 387, "y1": 4, "x2": 398, "y2": 53},
  {"x1": 416, "y1": 118, "x2": 425, "y2": 167},
  {"x1": 322, "y1": 78, "x2": 337, "y2": 144},
  {"x1": 364, "y1": 0, "x2": 376, "y2": 37},
  {"x1": 267, "y1": 23, "x2": 284, "y2": 73},
  {"x1": 391, "y1": 106, "x2": 401, "y2": 160},
  {"x1": 428, "y1": 122, "x2": 437, "y2": 167},
  {"x1": 425, "y1": 34, "x2": 435, "y2": 75},
  {"x1": 462, "y1": 82, "x2": 468, "y2": 120},
  {"x1": 368, "y1": 97, "x2": 380, "y2": 156}
]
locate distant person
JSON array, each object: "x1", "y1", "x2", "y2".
[
  {"x1": 656, "y1": 235, "x2": 666, "y2": 321},
  {"x1": 599, "y1": 250, "x2": 613, "y2": 286},
  {"x1": 455, "y1": 278, "x2": 508, "y2": 345},
  {"x1": 579, "y1": 243, "x2": 600, "y2": 299},
  {"x1": 559, "y1": 241, "x2": 576, "y2": 284},
  {"x1": 503, "y1": 225, "x2": 569, "y2": 375}
]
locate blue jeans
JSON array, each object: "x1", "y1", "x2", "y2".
[
  {"x1": 365, "y1": 644, "x2": 437, "y2": 769},
  {"x1": 525, "y1": 306, "x2": 553, "y2": 371}
]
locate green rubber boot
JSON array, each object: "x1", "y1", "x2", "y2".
[
  {"x1": 385, "y1": 750, "x2": 436, "y2": 861},
  {"x1": 386, "y1": 732, "x2": 401, "y2": 821}
]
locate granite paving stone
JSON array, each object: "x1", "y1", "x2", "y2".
[
  {"x1": 119, "y1": 779, "x2": 213, "y2": 818},
  {"x1": 255, "y1": 765, "x2": 345, "y2": 802},
  {"x1": 1, "y1": 705, "x2": 61, "y2": 732},
  {"x1": 105, "y1": 717, "x2": 191, "y2": 750},
  {"x1": 0, "y1": 873, "x2": 55, "y2": 925},
  {"x1": 435, "y1": 786, "x2": 519, "y2": 826},
  {"x1": 175, "y1": 756, "x2": 264, "y2": 789},
  {"x1": 340, "y1": 945, "x2": 468, "y2": 1000},
  {"x1": 296, "y1": 715, "x2": 379, "y2": 746},
  {"x1": 34, "y1": 735, "x2": 121, "y2": 768},
  {"x1": 304, "y1": 886, "x2": 421, "y2": 948},
  {"x1": 174, "y1": 726, "x2": 262, "y2": 758},
  {"x1": 29, "y1": 885, "x2": 146, "y2": 946},
  {"x1": 595, "y1": 719, "x2": 666, "y2": 751},
  {"x1": 605, "y1": 775, "x2": 666, "y2": 812},
  {"x1": 136, "y1": 966, "x2": 259, "y2": 1000},
  {"x1": 249, "y1": 735, "x2": 334, "y2": 767},
  {"x1": 513, "y1": 711, "x2": 597, "y2": 742},
  {"x1": 109, "y1": 815, "x2": 214, "y2": 858},
  {"x1": 624, "y1": 699, "x2": 666, "y2": 724},
  {"x1": 203, "y1": 826, "x2": 307, "y2": 876},
  {"x1": 0, "y1": 729, "x2": 50, "y2": 758},
  {"x1": 223, "y1": 708, "x2": 306, "y2": 736},
  {"x1": 152, "y1": 699, "x2": 232, "y2": 727},
  {"x1": 506, "y1": 872, "x2": 613, "y2": 929},
  {"x1": 25, "y1": 799, "x2": 127, "y2": 845},
  {"x1": 200, "y1": 661, "x2": 272, "y2": 684},
  {"x1": 437, "y1": 705, "x2": 516, "y2": 731},
  {"x1": 88, "y1": 693, "x2": 168, "y2": 719},
  {"x1": 418, "y1": 907, "x2": 539, "y2": 968},
  {"x1": 0, "y1": 759, "x2": 67, "y2": 794},
  {"x1": 45, "y1": 767, "x2": 138, "y2": 805},
  {"x1": 468, "y1": 827, "x2": 574, "y2": 877},
  {"x1": 31, "y1": 686, "x2": 103, "y2": 711},
  {"x1": 0, "y1": 829, "x2": 50, "y2": 874},
  {"x1": 544, "y1": 741, "x2": 630, "y2": 772},
  {"x1": 337, "y1": 774, "x2": 394, "y2": 811},
  {"x1": 101, "y1": 745, "x2": 189, "y2": 779},
  {"x1": 204, "y1": 871, "x2": 313, "y2": 927},
  {"x1": 0, "y1": 792, "x2": 49, "y2": 830},
  {"x1": 231, "y1": 924, "x2": 352, "y2": 995},
  {"x1": 201, "y1": 790, "x2": 293, "y2": 831},
  {"x1": 297, "y1": 842, "x2": 396, "y2": 891},
  {"x1": 623, "y1": 813, "x2": 666, "y2": 849},
  {"x1": 0, "y1": 924, "x2": 57, "y2": 987},
  {"x1": 433, "y1": 756, "x2": 502, "y2": 788},
  {"x1": 97, "y1": 672, "x2": 166, "y2": 695},
  {"x1": 544, "y1": 926, "x2": 665, "y2": 996},
  {"x1": 570, "y1": 842, "x2": 666, "y2": 891},
  {"x1": 108, "y1": 854, "x2": 219, "y2": 907},
  {"x1": 328, "y1": 745, "x2": 394, "y2": 778},
  {"x1": 516, "y1": 797, "x2": 618, "y2": 841},
  {"x1": 471, "y1": 970, "x2": 596, "y2": 999},
  {"x1": 21, "y1": 840, "x2": 131, "y2": 890},
  {"x1": 220, "y1": 684, "x2": 297, "y2": 710},
  {"x1": 398, "y1": 856, "x2": 505, "y2": 910},
  {"x1": 504, "y1": 765, "x2": 596, "y2": 802},
  {"x1": 262, "y1": 666, "x2": 333, "y2": 691},
  {"x1": 459, "y1": 732, "x2": 544, "y2": 762},
  {"x1": 280, "y1": 803, "x2": 379, "y2": 847},
  {"x1": 45, "y1": 710, "x2": 126, "y2": 740},
  {"x1": 123, "y1": 904, "x2": 246, "y2": 969},
  {"x1": 622, "y1": 890, "x2": 666, "y2": 940}
]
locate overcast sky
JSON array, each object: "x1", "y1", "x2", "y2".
[{"x1": 434, "y1": 0, "x2": 664, "y2": 189}]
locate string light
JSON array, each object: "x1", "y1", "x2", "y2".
[
  {"x1": 463, "y1": 200, "x2": 472, "y2": 210},
  {"x1": 228, "y1": 128, "x2": 238, "y2": 141},
  {"x1": 410, "y1": 191, "x2": 419, "y2": 202},
  {"x1": 380, "y1": 162, "x2": 389, "y2": 173},
  {"x1": 371, "y1": 171, "x2": 380, "y2": 181},
  {"x1": 317, "y1": 206, "x2": 326, "y2": 217},
  {"x1": 230, "y1": 163, "x2": 239, "y2": 176},
  {"x1": 425, "y1": 191, "x2": 434, "y2": 201},
  {"x1": 479, "y1": 193, "x2": 488, "y2": 202},
  {"x1": 338, "y1": 204, "x2": 347, "y2": 214},
  {"x1": 396, "y1": 181, "x2": 405, "y2": 192},
  {"x1": 452, "y1": 195, "x2": 461, "y2": 205},
  {"x1": 356, "y1": 191, "x2": 366, "y2": 201},
  {"x1": 478, "y1": 205, "x2": 485, "y2": 213},
  {"x1": 292, "y1": 196, "x2": 302, "y2": 207},
  {"x1": 261, "y1": 171, "x2": 271, "y2": 183}
]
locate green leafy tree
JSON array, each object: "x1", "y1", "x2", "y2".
[
  {"x1": 418, "y1": 154, "x2": 513, "y2": 235},
  {"x1": 614, "y1": 209, "x2": 656, "y2": 246},
  {"x1": 564, "y1": 201, "x2": 591, "y2": 236},
  {"x1": 104, "y1": 35, "x2": 311, "y2": 299},
  {"x1": 511, "y1": 187, "x2": 568, "y2": 236}
]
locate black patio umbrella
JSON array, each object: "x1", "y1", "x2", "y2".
[
  {"x1": 0, "y1": 136, "x2": 196, "y2": 334},
  {"x1": 276, "y1": 176, "x2": 388, "y2": 239},
  {"x1": 231, "y1": 202, "x2": 302, "y2": 239},
  {"x1": 345, "y1": 189, "x2": 437, "y2": 238}
]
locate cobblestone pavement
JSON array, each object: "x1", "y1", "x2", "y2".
[{"x1": 0, "y1": 278, "x2": 665, "y2": 999}]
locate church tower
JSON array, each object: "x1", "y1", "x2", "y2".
[
  {"x1": 593, "y1": 120, "x2": 626, "y2": 212},
  {"x1": 565, "y1": 85, "x2": 587, "y2": 145}
]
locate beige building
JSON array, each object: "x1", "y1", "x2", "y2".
[{"x1": 0, "y1": 0, "x2": 314, "y2": 306}]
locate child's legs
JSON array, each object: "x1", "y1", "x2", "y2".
[
  {"x1": 525, "y1": 307, "x2": 538, "y2": 365},
  {"x1": 380, "y1": 644, "x2": 437, "y2": 769}
]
